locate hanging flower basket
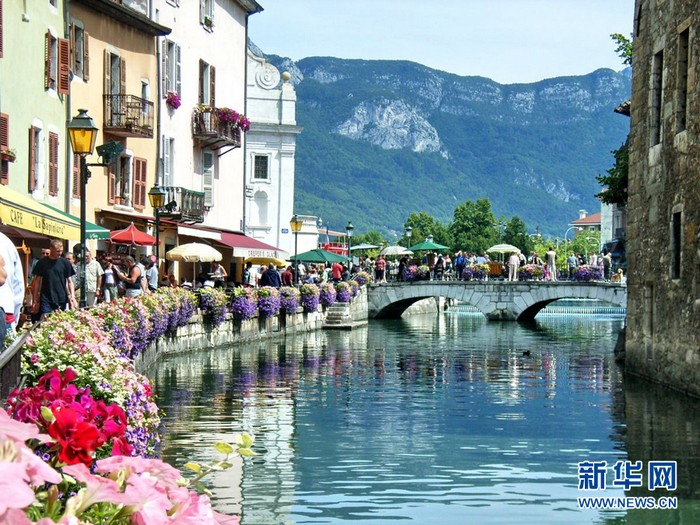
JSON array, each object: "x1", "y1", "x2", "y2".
[
  {"x1": 166, "y1": 91, "x2": 181, "y2": 110},
  {"x1": 1, "y1": 148, "x2": 16, "y2": 162}
]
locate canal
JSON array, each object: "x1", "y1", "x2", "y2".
[{"x1": 154, "y1": 312, "x2": 700, "y2": 524}]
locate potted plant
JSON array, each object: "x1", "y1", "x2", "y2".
[
  {"x1": 1, "y1": 147, "x2": 16, "y2": 162},
  {"x1": 166, "y1": 91, "x2": 181, "y2": 110}
]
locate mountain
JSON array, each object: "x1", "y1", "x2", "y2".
[{"x1": 261, "y1": 49, "x2": 631, "y2": 238}]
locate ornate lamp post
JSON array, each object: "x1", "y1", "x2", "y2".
[
  {"x1": 67, "y1": 109, "x2": 98, "y2": 309},
  {"x1": 148, "y1": 184, "x2": 167, "y2": 260},
  {"x1": 290, "y1": 214, "x2": 303, "y2": 284},
  {"x1": 404, "y1": 224, "x2": 412, "y2": 248},
  {"x1": 345, "y1": 221, "x2": 354, "y2": 265}
]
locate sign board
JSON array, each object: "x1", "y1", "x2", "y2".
[{"x1": 281, "y1": 228, "x2": 289, "y2": 234}]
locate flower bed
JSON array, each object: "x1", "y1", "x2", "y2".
[
  {"x1": 280, "y1": 286, "x2": 300, "y2": 314},
  {"x1": 198, "y1": 287, "x2": 229, "y2": 326},
  {"x1": 519, "y1": 264, "x2": 544, "y2": 280},
  {"x1": 257, "y1": 286, "x2": 281, "y2": 319},
  {"x1": 353, "y1": 271, "x2": 372, "y2": 286},
  {"x1": 572, "y1": 264, "x2": 604, "y2": 282},
  {"x1": 335, "y1": 281, "x2": 353, "y2": 302},
  {"x1": 230, "y1": 287, "x2": 257, "y2": 320},
  {"x1": 462, "y1": 264, "x2": 489, "y2": 281},
  {"x1": 299, "y1": 283, "x2": 320, "y2": 312},
  {"x1": 319, "y1": 282, "x2": 336, "y2": 306}
]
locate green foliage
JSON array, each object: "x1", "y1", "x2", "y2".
[
  {"x1": 404, "y1": 211, "x2": 451, "y2": 248},
  {"x1": 596, "y1": 141, "x2": 628, "y2": 206},
  {"x1": 569, "y1": 230, "x2": 601, "y2": 257},
  {"x1": 449, "y1": 199, "x2": 499, "y2": 254},
  {"x1": 502, "y1": 216, "x2": 533, "y2": 255},
  {"x1": 611, "y1": 33, "x2": 633, "y2": 66}
]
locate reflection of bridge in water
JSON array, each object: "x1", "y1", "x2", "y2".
[{"x1": 367, "y1": 281, "x2": 627, "y2": 321}]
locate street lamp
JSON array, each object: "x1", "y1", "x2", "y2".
[
  {"x1": 148, "y1": 184, "x2": 167, "y2": 260},
  {"x1": 345, "y1": 221, "x2": 354, "y2": 264},
  {"x1": 290, "y1": 214, "x2": 303, "y2": 284},
  {"x1": 404, "y1": 224, "x2": 412, "y2": 248},
  {"x1": 67, "y1": 109, "x2": 98, "y2": 309}
]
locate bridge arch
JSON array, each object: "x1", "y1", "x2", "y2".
[{"x1": 367, "y1": 281, "x2": 627, "y2": 321}]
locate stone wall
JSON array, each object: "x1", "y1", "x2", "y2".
[{"x1": 626, "y1": 0, "x2": 700, "y2": 395}]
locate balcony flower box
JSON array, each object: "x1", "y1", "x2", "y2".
[{"x1": 1, "y1": 148, "x2": 16, "y2": 162}]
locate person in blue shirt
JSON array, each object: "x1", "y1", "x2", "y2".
[{"x1": 259, "y1": 263, "x2": 281, "y2": 288}]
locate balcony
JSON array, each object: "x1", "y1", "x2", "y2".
[
  {"x1": 158, "y1": 186, "x2": 206, "y2": 224},
  {"x1": 192, "y1": 106, "x2": 242, "y2": 152},
  {"x1": 103, "y1": 94, "x2": 154, "y2": 138}
]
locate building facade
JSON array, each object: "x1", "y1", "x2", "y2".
[
  {"x1": 244, "y1": 49, "x2": 301, "y2": 257},
  {"x1": 626, "y1": 0, "x2": 700, "y2": 395}
]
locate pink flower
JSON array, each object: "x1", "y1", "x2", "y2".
[
  {"x1": 96, "y1": 456, "x2": 183, "y2": 489},
  {"x1": 0, "y1": 463, "x2": 39, "y2": 514},
  {"x1": 62, "y1": 463, "x2": 128, "y2": 512},
  {"x1": 0, "y1": 408, "x2": 51, "y2": 443}
]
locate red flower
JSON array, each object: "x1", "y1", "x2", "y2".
[{"x1": 48, "y1": 407, "x2": 101, "y2": 466}]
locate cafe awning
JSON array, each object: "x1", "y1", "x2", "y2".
[
  {"x1": 219, "y1": 232, "x2": 288, "y2": 260},
  {"x1": 0, "y1": 184, "x2": 108, "y2": 240}
]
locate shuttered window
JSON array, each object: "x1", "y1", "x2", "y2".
[
  {"x1": 0, "y1": 113, "x2": 8, "y2": 184},
  {"x1": 48, "y1": 132, "x2": 59, "y2": 196},
  {"x1": 198, "y1": 61, "x2": 215, "y2": 106},
  {"x1": 28, "y1": 127, "x2": 38, "y2": 192},
  {"x1": 72, "y1": 153, "x2": 80, "y2": 198},
  {"x1": 132, "y1": 157, "x2": 147, "y2": 210},
  {"x1": 202, "y1": 150, "x2": 214, "y2": 207},
  {"x1": 108, "y1": 164, "x2": 116, "y2": 204},
  {"x1": 58, "y1": 38, "x2": 70, "y2": 94},
  {"x1": 162, "y1": 40, "x2": 181, "y2": 96},
  {"x1": 70, "y1": 23, "x2": 89, "y2": 81},
  {"x1": 45, "y1": 32, "x2": 56, "y2": 90}
]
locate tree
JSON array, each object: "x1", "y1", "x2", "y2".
[
  {"x1": 502, "y1": 216, "x2": 533, "y2": 255},
  {"x1": 449, "y1": 199, "x2": 498, "y2": 254},
  {"x1": 596, "y1": 141, "x2": 628, "y2": 206},
  {"x1": 403, "y1": 211, "x2": 450, "y2": 249},
  {"x1": 597, "y1": 33, "x2": 632, "y2": 206}
]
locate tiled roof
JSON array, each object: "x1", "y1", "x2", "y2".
[{"x1": 570, "y1": 212, "x2": 602, "y2": 225}]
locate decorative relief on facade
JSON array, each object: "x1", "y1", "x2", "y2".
[{"x1": 256, "y1": 63, "x2": 281, "y2": 90}]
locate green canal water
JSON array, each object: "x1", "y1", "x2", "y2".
[{"x1": 154, "y1": 313, "x2": 700, "y2": 524}]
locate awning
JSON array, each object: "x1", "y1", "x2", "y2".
[
  {"x1": 42, "y1": 204, "x2": 110, "y2": 240},
  {"x1": 219, "y1": 232, "x2": 288, "y2": 260},
  {"x1": 177, "y1": 225, "x2": 222, "y2": 241},
  {"x1": 0, "y1": 184, "x2": 108, "y2": 240}
]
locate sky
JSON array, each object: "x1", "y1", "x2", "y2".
[{"x1": 249, "y1": 0, "x2": 635, "y2": 85}]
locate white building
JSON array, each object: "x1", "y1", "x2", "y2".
[{"x1": 244, "y1": 50, "x2": 301, "y2": 257}]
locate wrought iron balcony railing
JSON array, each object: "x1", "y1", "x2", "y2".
[
  {"x1": 159, "y1": 186, "x2": 206, "y2": 224},
  {"x1": 103, "y1": 94, "x2": 154, "y2": 138},
  {"x1": 191, "y1": 106, "x2": 242, "y2": 151}
]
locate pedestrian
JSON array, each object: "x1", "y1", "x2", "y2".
[
  {"x1": 375, "y1": 255, "x2": 386, "y2": 283},
  {"x1": 81, "y1": 250, "x2": 105, "y2": 306},
  {"x1": 281, "y1": 266, "x2": 294, "y2": 287},
  {"x1": 331, "y1": 261, "x2": 343, "y2": 283},
  {"x1": 0, "y1": 232, "x2": 25, "y2": 339},
  {"x1": 115, "y1": 256, "x2": 144, "y2": 298},
  {"x1": 602, "y1": 251, "x2": 612, "y2": 280},
  {"x1": 101, "y1": 257, "x2": 119, "y2": 302},
  {"x1": 545, "y1": 247, "x2": 557, "y2": 281},
  {"x1": 143, "y1": 257, "x2": 159, "y2": 292},
  {"x1": 454, "y1": 251, "x2": 465, "y2": 281},
  {"x1": 507, "y1": 251, "x2": 520, "y2": 281},
  {"x1": 209, "y1": 261, "x2": 227, "y2": 288},
  {"x1": 259, "y1": 263, "x2": 281, "y2": 288},
  {"x1": 567, "y1": 253, "x2": 578, "y2": 279},
  {"x1": 30, "y1": 239, "x2": 77, "y2": 318}
]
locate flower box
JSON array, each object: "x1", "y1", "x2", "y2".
[{"x1": 1, "y1": 149, "x2": 16, "y2": 162}]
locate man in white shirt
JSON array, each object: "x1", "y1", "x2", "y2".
[
  {"x1": 82, "y1": 250, "x2": 104, "y2": 306},
  {"x1": 0, "y1": 232, "x2": 26, "y2": 336}
]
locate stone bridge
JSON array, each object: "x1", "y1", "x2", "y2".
[{"x1": 367, "y1": 281, "x2": 627, "y2": 321}]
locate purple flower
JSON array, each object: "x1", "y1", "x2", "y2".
[{"x1": 319, "y1": 283, "x2": 336, "y2": 306}]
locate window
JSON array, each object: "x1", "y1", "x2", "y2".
[
  {"x1": 45, "y1": 32, "x2": 70, "y2": 94},
  {"x1": 671, "y1": 212, "x2": 681, "y2": 279},
  {"x1": 48, "y1": 132, "x2": 58, "y2": 196},
  {"x1": 28, "y1": 126, "x2": 40, "y2": 192},
  {"x1": 651, "y1": 50, "x2": 664, "y2": 146},
  {"x1": 163, "y1": 136, "x2": 174, "y2": 187},
  {"x1": 70, "y1": 22, "x2": 89, "y2": 81},
  {"x1": 198, "y1": 60, "x2": 215, "y2": 106},
  {"x1": 676, "y1": 28, "x2": 689, "y2": 133},
  {"x1": 200, "y1": 0, "x2": 214, "y2": 29},
  {"x1": 202, "y1": 150, "x2": 214, "y2": 207},
  {"x1": 104, "y1": 51, "x2": 125, "y2": 126},
  {"x1": 162, "y1": 40, "x2": 181, "y2": 96},
  {"x1": 108, "y1": 151, "x2": 129, "y2": 204},
  {"x1": 0, "y1": 113, "x2": 8, "y2": 184},
  {"x1": 72, "y1": 153, "x2": 80, "y2": 198},
  {"x1": 253, "y1": 155, "x2": 269, "y2": 180},
  {"x1": 132, "y1": 157, "x2": 147, "y2": 209}
]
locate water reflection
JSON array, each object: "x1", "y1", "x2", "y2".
[{"x1": 153, "y1": 314, "x2": 700, "y2": 524}]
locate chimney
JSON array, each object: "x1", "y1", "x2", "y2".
[{"x1": 578, "y1": 210, "x2": 587, "y2": 220}]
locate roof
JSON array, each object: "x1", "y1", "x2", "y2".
[{"x1": 570, "y1": 212, "x2": 602, "y2": 226}]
